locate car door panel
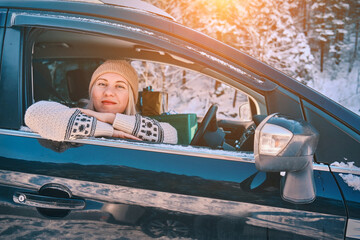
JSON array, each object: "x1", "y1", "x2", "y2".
[
  {"x1": 329, "y1": 166, "x2": 360, "y2": 239},
  {"x1": 0, "y1": 129, "x2": 347, "y2": 239},
  {"x1": 0, "y1": 27, "x2": 22, "y2": 129},
  {"x1": 302, "y1": 100, "x2": 360, "y2": 166}
]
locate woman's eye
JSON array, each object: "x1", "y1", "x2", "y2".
[
  {"x1": 97, "y1": 82, "x2": 106, "y2": 86},
  {"x1": 117, "y1": 85, "x2": 126, "y2": 89}
]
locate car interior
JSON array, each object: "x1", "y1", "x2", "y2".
[{"x1": 28, "y1": 28, "x2": 268, "y2": 151}]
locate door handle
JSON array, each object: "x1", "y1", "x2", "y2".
[{"x1": 13, "y1": 192, "x2": 85, "y2": 210}]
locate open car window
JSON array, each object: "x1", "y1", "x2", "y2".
[{"x1": 28, "y1": 28, "x2": 267, "y2": 152}]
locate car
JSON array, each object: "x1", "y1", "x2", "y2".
[{"x1": 0, "y1": 0, "x2": 359, "y2": 239}]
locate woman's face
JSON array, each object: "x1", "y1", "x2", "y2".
[{"x1": 91, "y1": 72, "x2": 130, "y2": 114}]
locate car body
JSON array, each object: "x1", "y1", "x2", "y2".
[{"x1": 0, "y1": 0, "x2": 359, "y2": 239}]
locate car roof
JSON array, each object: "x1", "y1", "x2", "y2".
[{"x1": 0, "y1": 0, "x2": 176, "y2": 21}]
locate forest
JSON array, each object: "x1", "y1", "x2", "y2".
[{"x1": 140, "y1": 0, "x2": 360, "y2": 116}]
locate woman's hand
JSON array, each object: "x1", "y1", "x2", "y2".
[
  {"x1": 113, "y1": 130, "x2": 141, "y2": 141},
  {"x1": 79, "y1": 109, "x2": 115, "y2": 124},
  {"x1": 79, "y1": 109, "x2": 139, "y2": 140}
]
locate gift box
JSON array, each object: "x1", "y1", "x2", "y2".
[
  {"x1": 151, "y1": 114, "x2": 198, "y2": 145},
  {"x1": 137, "y1": 86, "x2": 168, "y2": 116}
]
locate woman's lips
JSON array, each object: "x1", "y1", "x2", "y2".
[{"x1": 101, "y1": 100, "x2": 117, "y2": 105}]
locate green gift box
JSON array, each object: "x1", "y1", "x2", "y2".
[{"x1": 151, "y1": 114, "x2": 198, "y2": 145}]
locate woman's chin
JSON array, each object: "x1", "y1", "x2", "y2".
[{"x1": 99, "y1": 106, "x2": 123, "y2": 114}]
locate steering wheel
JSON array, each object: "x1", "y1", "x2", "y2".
[
  {"x1": 190, "y1": 104, "x2": 219, "y2": 146},
  {"x1": 236, "y1": 114, "x2": 267, "y2": 151},
  {"x1": 235, "y1": 124, "x2": 256, "y2": 151}
]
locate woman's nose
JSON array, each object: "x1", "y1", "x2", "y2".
[{"x1": 103, "y1": 86, "x2": 115, "y2": 96}]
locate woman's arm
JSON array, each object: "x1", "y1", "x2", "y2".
[
  {"x1": 25, "y1": 101, "x2": 114, "y2": 141},
  {"x1": 79, "y1": 109, "x2": 178, "y2": 144},
  {"x1": 112, "y1": 114, "x2": 178, "y2": 144}
]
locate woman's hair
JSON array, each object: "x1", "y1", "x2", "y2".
[{"x1": 124, "y1": 87, "x2": 137, "y2": 115}]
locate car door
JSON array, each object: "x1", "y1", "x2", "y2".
[{"x1": 0, "y1": 8, "x2": 348, "y2": 239}]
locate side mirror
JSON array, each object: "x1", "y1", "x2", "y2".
[
  {"x1": 254, "y1": 113, "x2": 319, "y2": 204},
  {"x1": 238, "y1": 103, "x2": 252, "y2": 122}
]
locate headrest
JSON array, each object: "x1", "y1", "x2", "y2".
[{"x1": 66, "y1": 69, "x2": 89, "y2": 102}]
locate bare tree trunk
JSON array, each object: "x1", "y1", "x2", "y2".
[
  {"x1": 160, "y1": 64, "x2": 165, "y2": 90},
  {"x1": 357, "y1": 69, "x2": 360, "y2": 94},
  {"x1": 320, "y1": 41, "x2": 325, "y2": 72},
  {"x1": 182, "y1": 70, "x2": 186, "y2": 85},
  {"x1": 233, "y1": 90, "x2": 237, "y2": 108},
  {"x1": 214, "y1": 31, "x2": 222, "y2": 91},
  {"x1": 349, "y1": 22, "x2": 359, "y2": 72},
  {"x1": 355, "y1": 22, "x2": 359, "y2": 59},
  {"x1": 303, "y1": 0, "x2": 307, "y2": 35}
]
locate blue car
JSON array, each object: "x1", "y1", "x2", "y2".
[{"x1": 0, "y1": 0, "x2": 359, "y2": 239}]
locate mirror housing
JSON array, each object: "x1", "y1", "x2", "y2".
[
  {"x1": 254, "y1": 113, "x2": 319, "y2": 204},
  {"x1": 238, "y1": 103, "x2": 252, "y2": 122}
]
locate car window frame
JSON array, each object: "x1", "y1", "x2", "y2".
[{"x1": 11, "y1": 8, "x2": 272, "y2": 159}]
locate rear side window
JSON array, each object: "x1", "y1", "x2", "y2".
[{"x1": 32, "y1": 59, "x2": 102, "y2": 107}]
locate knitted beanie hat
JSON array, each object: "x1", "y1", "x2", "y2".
[{"x1": 89, "y1": 60, "x2": 139, "y2": 103}]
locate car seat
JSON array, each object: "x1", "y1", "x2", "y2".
[
  {"x1": 33, "y1": 62, "x2": 64, "y2": 102},
  {"x1": 66, "y1": 69, "x2": 89, "y2": 102}
]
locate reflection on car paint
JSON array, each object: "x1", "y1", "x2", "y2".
[
  {"x1": 346, "y1": 219, "x2": 360, "y2": 239},
  {"x1": 0, "y1": 214, "x2": 156, "y2": 239},
  {"x1": 0, "y1": 170, "x2": 345, "y2": 239}
]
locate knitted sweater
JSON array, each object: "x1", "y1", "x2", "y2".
[{"x1": 25, "y1": 101, "x2": 178, "y2": 144}]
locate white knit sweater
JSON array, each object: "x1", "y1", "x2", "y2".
[{"x1": 25, "y1": 101, "x2": 178, "y2": 144}]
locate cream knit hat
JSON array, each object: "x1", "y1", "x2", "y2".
[{"x1": 89, "y1": 60, "x2": 139, "y2": 103}]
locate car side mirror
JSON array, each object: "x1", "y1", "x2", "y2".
[
  {"x1": 254, "y1": 113, "x2": 319, "y2": 204},
  {"x1": 238, "y1": 103, "x2": 252, "y2": 121}
]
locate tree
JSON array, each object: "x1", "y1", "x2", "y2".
[{"x1": 145, "y1": 0, "x2": 314, "y2": 84}]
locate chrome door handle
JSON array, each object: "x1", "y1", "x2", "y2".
[{"x1": 13, "y1": 192, "x2": 85, "y2": 210}]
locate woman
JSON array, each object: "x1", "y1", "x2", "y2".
[{"x1": 25, "y1": 60, "x2": 178, "y2": 144}]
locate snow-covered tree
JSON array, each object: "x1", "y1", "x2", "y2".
[
  {"x1": 142, "y1": 0, "x2": 359, "y2": 116},
  {"x1": 309, "y1": 0, "x2": 351, "y2": 72},
  {"x1": 146, "y1": 0, "x2": 314, "y2": 84},
  {"x1": 233, "y1": 0, "x2": 314, "y2": 83}
]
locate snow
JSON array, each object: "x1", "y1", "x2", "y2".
[
  {"x1": 308, "y1": 59, "x2": 360, "y2": 115},
  {"x1": 331, "y1": 161, "x2": 360, "y2": 192},
  {"x1": 16, "y1": 12, "x2": 157, "y2": 37},
  {"x1": 132, "y1": 59, "x2": 251, "y2": 120},
  {"x1": 331, "y1": 161, "x2": 360, "y2": 170},
  {"x1": 339, "y1": 173, "x2": 360, "y2": 191},
  {"x1": 333, "y1": 20, "x2": 344, "y2": 25},
  {"x1": 19, "y1": 126, "x2": 33, "y2": 132}
]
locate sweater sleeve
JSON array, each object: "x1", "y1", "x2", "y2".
[
  {"x1": 112, "y1": 113, "x2": 178, "y2": 144},
  {"x1": 24, "y1": 101, "x2": 113, "y2": 142}
]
